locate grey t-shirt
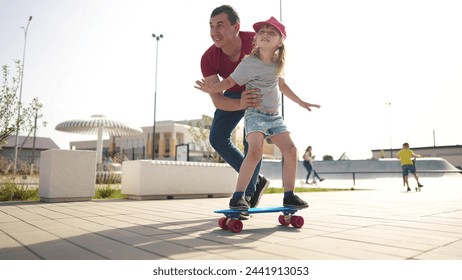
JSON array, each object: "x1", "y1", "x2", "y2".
[{"x1": 230, "y1": 55, "x2": 280, "y2": 112}]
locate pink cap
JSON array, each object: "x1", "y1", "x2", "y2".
[{"x1": 253, "y1": 16, "x2": 286, "y2": 38}]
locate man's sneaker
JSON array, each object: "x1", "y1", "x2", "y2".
[
  {"x1": 250, "y1": 175, "x2": 270, "y2": 208},
  {"x1": 229, "y1": 196, "x2": 250, "y2": 210},
  {"x1": 283, "y1": 194, "x2": 309, "y2": 209},
  {"x1": 418, "y1": 183, "x2": 423, "y2": 187}
]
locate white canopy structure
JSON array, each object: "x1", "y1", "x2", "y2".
[{"x1": 55, "y1": 115, "x2": 143, "y2": 163}]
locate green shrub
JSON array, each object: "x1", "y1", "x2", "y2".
[
  {"x1": 94, "y1": 184, "x2": 125, "y2": 199},
  {"x1": 0, "y1": 183, "x2": 39, "y2": 201},
  {"x1": 0, "y1": 183, "x2": 15, "y2": 201}
]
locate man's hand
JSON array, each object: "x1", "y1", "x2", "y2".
[{"x1": 240, "y1": 88, "x2": 262, "y2": 109}]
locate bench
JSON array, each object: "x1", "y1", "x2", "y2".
[{"x1": 121, "y1": 160, "x2": 237, "y2": 200}]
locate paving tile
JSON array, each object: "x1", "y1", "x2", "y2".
[
  {"x1": 215, "y1": 248, "x2": 285, "y2": 260},
  {"x1": 0, "y1": 207, "x2": 44, "y2": 221},
  {"x1": 26, "y1": 239, "x2": 106, "y2": 260},
  {"x1": 255, "y1": 243, "x2": 350, "y2": 260},
  {"x1": 27, "y1": 219, "x2": 75, "y2": 231},
  {"x1": 57, "y1": 217, "x2": 115, "y2": 232},
  {"x1": 415, "y1": 239, "x2": 462, "y2": 260},
  {"x1": 122, "y1": 224, "x2": 172, "y2": 236},
  {"x1": 0, "y1": 211, "x2": 20, "y2": 223},
  {"x1": 20, "y1": 206, "x2": 73, "y2": 219},
  {"x1": 282, "y1": 236, "x2": 421, "y2": 259},
  {"x1": 64, "y1": 233, "x2": 161, "y2": 259},
  {"x1": 92, "y1": 227, "x2": 150, "y2": 241},
  {"x1": 0, "y1": 247, "x2": 41, "y2": 260},
  {"x1": 0, "y1": 232, "x2": 40, "y2": 259},
  {"x1": 0, "y1": 221, "x2": 40, "y2": 234},
  {"x1": 133, "y1": 238, "x2": 204, "y2": 260}
]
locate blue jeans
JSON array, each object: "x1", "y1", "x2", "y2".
[
  {"x1": 303, "y1": 160, "x2": 321, "y2": 182},
  {"x1": 209, "y1": 91, "x2": 261, "y2": 197}
]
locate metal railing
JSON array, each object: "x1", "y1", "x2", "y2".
[{"x1": 317, "y1": 170, "x2": 462, "y2": 187}]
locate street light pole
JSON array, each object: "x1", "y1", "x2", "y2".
[
  {"x1": 279, "y1": 0, "x2": 285, "y2": 120},
  {"x1": 151, "y1": 33, "x2": 163, "y2": 160},
  {"x1": 386, "y1": 102, "x2": 393, "y2": 158},
  {"x1": 13, "y1": 16, "x2": 32, "y2": 174}
]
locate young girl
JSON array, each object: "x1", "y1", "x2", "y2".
[{"x1": 195, "y1": 16, "x2": 320, "y2": 209}]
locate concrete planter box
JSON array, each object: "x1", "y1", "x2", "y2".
[
  {"x1": 39, "y1": 149, "x2": 96, "y2": 202},
  {"x1": 121, "y1": 160, "x2": 237, "y2": 200}
]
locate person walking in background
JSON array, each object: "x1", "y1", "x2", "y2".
[
  {"x1": 397, "y1": 142, "x2": 423, "y2": 192},
  {"x1": 303, "y1": 146, "x2": 324, "y2": 184},
  {"x1": 196, "y1": 16, "x2": 320, "y2": 209},
  {"x1": 199, "y1": 5, "x2": 270, "y2": 210}
]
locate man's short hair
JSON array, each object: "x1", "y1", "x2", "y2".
[{"x1": 211, "y1": 5, "x2": 240, "y2": 25}]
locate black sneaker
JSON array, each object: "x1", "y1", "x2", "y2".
[
  {"x1": 239, "y1": 197, "x2": 252, "y2": 220},
  {"x1": 418, "y1": 183, "x2": 423, "y2": 187},
  {"x1": 283, "y1": 194, "x2": 309, "y2": 209},
  {"x1": 250, "y1": 175, "x2": 270, "y2": 208},
  {"x1": 229, "y1": 195, "x2": 250, "y2": 210}
]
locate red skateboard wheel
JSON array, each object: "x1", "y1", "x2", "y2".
[{"x1": 290, "y1": 215, "x2": 304, "y2": 228}]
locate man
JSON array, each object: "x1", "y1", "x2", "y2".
[{"x1": 199, "y1": 5, "x2": 269, "y2": 208}]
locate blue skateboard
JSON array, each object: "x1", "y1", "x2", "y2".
[{"x1": 214, "y1": 206, "x2": 305, "y2": 233}]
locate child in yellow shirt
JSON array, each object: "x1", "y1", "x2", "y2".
[{"x1": 397, "y1": 142, "x2": 423, "y2": 191}]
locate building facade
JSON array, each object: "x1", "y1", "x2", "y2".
[
  {"x1": 0, "y1": 135, "x2": 60, "y2": 164},
  {"x1": 70, "y1": 120, "x2": 205, "y2": 161}
]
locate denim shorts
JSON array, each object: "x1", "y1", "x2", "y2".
[
  {"x1": 244, "y1": 107, "x2": 288, "y2": 139},
  {"x1": 402, "y1": 164, "x2": 416, "y2": 176}
]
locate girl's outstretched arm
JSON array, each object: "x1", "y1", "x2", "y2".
[
  {"x1": 195, "y1": 77, "x2": 237, "y2": 94},
  {"x1": 194, "y1": 75, "x2": 259, "y2": 111},
  {"x1": 278, "y1": 78, "x2": 321, "y2": 111}
]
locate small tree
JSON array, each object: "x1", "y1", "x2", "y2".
[
  {"x1": 323, "y1": 155, "x2": 334, "y2": 161},
  {"x1": 0, "y1": 60, "x2": 46, "y2": 145},
  {"x1": 188, "y1": 115, "x2": 223, "y2": 162}
]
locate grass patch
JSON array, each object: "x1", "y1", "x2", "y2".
[
  {"x1": 265, "y1": 187, "x2": 353, "y2": 194},
  {"x1": 0, "y1": 182, "x2": 126, "y2": 202},
  {"x1": 0, "y1": 183, "x2": 39, "y2": 202},
  {"x1": 93, "y1": 184, "x2": 126, "y2": 199}
]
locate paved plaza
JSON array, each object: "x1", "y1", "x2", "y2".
[{"x1": 1, "y1": 176, "x2": 462, "y2": 260}]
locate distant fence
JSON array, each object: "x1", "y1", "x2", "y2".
[
  {"x1": 260, "y1": 158, "x2": 462, "y2": 185},
  {"x1": 317, "y1": 170, "x2": 462, "y2": 187}
]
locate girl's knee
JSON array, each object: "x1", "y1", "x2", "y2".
[
  {"x1": 283, "y1": 143, "x2": 297, "y2": 158},
  {"x1": 247, "y1": 146, "x2": 263, "y2": 159}
]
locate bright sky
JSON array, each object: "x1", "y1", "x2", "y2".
[{"x1": 1, "y1": 0, "x2": 461, "y2": 160}]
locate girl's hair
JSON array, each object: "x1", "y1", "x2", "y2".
[
  {"x1": 305, "y1": 146, "x2": 312, "y2": 152},
  {"x1": 211, "y1": 5, "x2": 240, "y2": 25},
  {"x1": 250, "y1": 24, "x2": 286, "y2": 77}
]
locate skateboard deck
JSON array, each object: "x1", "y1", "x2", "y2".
[{"x1": 214, "y1": 206, "x2": 305, "y2": 233}]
